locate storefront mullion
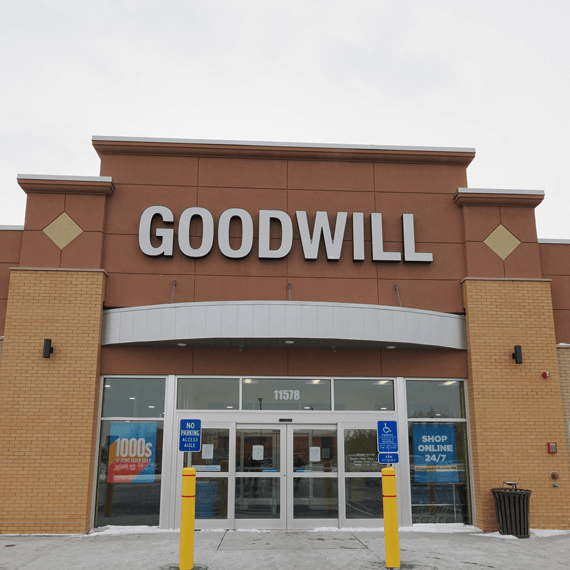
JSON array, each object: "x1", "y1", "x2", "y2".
[
  {"x1": 159, "y1": 375, "x2": 177, "y2": 528},
  {"x1": 395, "y1": 376, "x2": 413, "y2": 528}
]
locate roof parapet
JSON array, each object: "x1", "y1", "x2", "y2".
[{"x1": 92, "y1": 136, "x2": 476, "y2": 166}]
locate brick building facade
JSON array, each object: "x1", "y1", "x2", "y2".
[{"x1": 0, "y1": 137, "x2": 569, "y2": 534}]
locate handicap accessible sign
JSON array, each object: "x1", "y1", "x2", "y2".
[
  {"x1": 378, "y1": 452, "x2": 399, "y2": 464},
  {"x1": 413, "y1": 424, "x2": 458, "y2": 483},
  {"x1": 377, "y1": 421, "x2": 398, "y2": 453}
]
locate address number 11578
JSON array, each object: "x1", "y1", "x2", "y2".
[{"x1": 274, "y1": 390, "x2": 300, "y2": 400}]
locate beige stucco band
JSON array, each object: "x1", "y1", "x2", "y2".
[{"x1": 102, "y1": 301, "x2": 466, "y2": 350}]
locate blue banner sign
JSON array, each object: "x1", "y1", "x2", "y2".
[
  {"x1": 179, "y1": 419, "x2": 202, "y2": 452},
  {"x1": 378, "y1": 453, "x2": 399, "y2": 464},
  {"x1": 109, "y1": 422, "x2": 157, "y2": 483},
  {"x1": 412, "y1": 424, "x2": 458, "y2": 483},
  {"x1": 377, "y1": 421, "x2": 398, "y2": 453}
]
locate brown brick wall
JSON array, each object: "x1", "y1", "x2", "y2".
[
  {"x1": 463, "y1": 278, "x2": 570, "y2": 530},
  {"x1": 0, "y1": 337, "x2": 3, "y2": 368},
  {"x1": 0, "y1": 269, "x2": 106, "y2": 534}
]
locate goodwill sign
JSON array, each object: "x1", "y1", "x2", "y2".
[
  {"x1": 412, "y1": 424, "x2": 458, "y2": 483},
  {"x1": 139, "y1": 207, "x2": 433, "y2": 263}
]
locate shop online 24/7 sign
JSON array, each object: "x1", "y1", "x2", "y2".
[{"x1": 139, "y1": 206, "x2": 434, "y2": 263}]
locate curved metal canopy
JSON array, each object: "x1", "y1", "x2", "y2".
[{"x1": 102, "y1": 301, "x2": 466, "y2": 351}]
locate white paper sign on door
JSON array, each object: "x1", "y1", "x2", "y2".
[
  {"x1": 202, "y1": 444, "x2": 214, "y2": 459},
  {"x1": 310, "y1": 446, "x2": 321, "y2": 462},
  {"x1": 252, "y1": 445, "x2": 264, "y2": 461}
]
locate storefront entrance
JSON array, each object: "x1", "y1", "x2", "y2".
[
  {"x1": 94, "y1": 375, "x2": 472, "y2": 530},
  {"x1": 175, "y1": 417, "x2": 390, "y2": 530}
]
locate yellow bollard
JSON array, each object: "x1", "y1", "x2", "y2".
[
  {"x1": 180, "y1": 467, "x2": 196, "y2": 570},
  {"x1": 382, "y1": 467, "x2": 400, "y2": 569}
]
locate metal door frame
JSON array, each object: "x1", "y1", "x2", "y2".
[
  {"x1": 234, "y1": 423, "x2": 287, "y2": 529},
  {"x1": 285, "y1": 423, "x2": 339, "y2": 529}
]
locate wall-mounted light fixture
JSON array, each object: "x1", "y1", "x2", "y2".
[
  {"x1": 512, "y1": 345, "x2": 523, "y2": 364},
  {"x1": 43, "y1": 339, "x2": 54, "y2": 359}
]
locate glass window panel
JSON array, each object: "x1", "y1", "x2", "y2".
[
  {"x1": 242, "y1": 378, "x2": 331, "y2": 410},
  {"x1": 293, "y1": 429, "x2": 337, "y2": 472},
  {"x1": 344, "y1": 429, "x2": 385, "y2": 472},
  {"x1": 345, "y1": 478, "x2": 383, "y2": 519},
  {"x1": 185, "y1": 428, "x2": 230, "y2": 472},
  {"x1": 293, "y1": 478, "x2": 338, "y2": 519},
  {"x1": 334, "y1": 379, "x2": 394, "y2": 411},
  {"x1": 195, "y1": 478, "x2": 228, "y2": 519},
  {"x1": 412, "y1": 503, "x2": 467, "y2": 524},
  {"x1": 95, "y1": 420, "x2": 163, "y2": 527},
  {"x1": 408, "y1": 421, "x2": 471, "y2": 524},
  {"x1": 406, "y1": 380, "x2": 465, "y2": 419},
  {"x1": 235, "y1": 478, "x2": 280, "y2": 519},
  {"x1": 236, "y1": 429, "x2": 281, "y2": 472},
  {"x1": 102, "y1": 378, "x2": 165, "y2": 418},
  {"x1": 177, "y1": 377, "x2": 239, "y2": 410}
]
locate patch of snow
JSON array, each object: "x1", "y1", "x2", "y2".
[
  {"x1": 473, "y1": 531, "x2": 518, "y2": 540},
  {"x1": 530, "y1": 529, "x2": 569, "y2": 538},
  {"x1": 312, "y1": 527, "x2": 382, "y2": 532},
  {"x1": 197, "y1": 528, "x2": 227, "y2": 532},
  {"x1": 400, "y1": 524, "x2": 481, "y2": 534},
  {"x1": 0, "y1": 533, "x2": 80, "y2": 537},
  {"x1": 473, "y1": 529, "x2": 569, "y2": 539},
  {"x1": 87, "y1": 526, "x2": 178, "y2": 536},
  {"x1": 234, "y1": 529, "x2": 270, "y2": 533},
  {"x1": 311, "y1": 524, "x2": 480, "y2": 533}
]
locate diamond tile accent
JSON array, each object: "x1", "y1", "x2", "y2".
[
  {"x1": 484, "y1": 224, "x2": 520, "y2": 260},
  {"x1": 43, "y1": 213, "x2": 83, "y2": 249}
]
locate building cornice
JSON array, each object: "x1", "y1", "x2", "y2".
[
  {"x1": 92, "y1": 136, "x2": 476, "y2": 166},
  {"x1": 454, "y1": 188, "x2": 544, "y2": 208},
  {"x1": 17, "y1": 175, "x2": 115, "y2": 196}
]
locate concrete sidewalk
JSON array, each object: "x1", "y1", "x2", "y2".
[{"x1": 1, "y1": 528, "x2": 569, "y2": 570}]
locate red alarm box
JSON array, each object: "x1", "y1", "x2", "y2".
[{"x1": 548, "y1": 442, "x2": 557, "y2": 454}]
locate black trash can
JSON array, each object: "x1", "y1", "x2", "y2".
[{"x1": 491, "y1": 482, "x2": 532, "y2": 538}]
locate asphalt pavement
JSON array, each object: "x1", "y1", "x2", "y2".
[{"x1": 1, "y1": 527, "x2": 569, "y2": 570}]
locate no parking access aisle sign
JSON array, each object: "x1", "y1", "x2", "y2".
[{"x1": 179, "y1": 419, "x2": 202, "y2": 452}]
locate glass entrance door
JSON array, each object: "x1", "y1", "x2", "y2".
[
  {"x1": 234, "y1": 423, "x2": 339, "y2": 529},
  {"x1": 287, "y1": 425, "x2": 338, "y2": 529},
  {"x1": 235, "y1": 424, "x2": 286, "y2": 529}
]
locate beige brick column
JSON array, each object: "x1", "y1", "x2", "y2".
[
  {"x1": 557, "y1": 346, "x2": 570, "y2": 471},
  {"x1": 0, "y1": 268, "x2": 106, "y2": 534},
  {"x1": 463, "y1": 278, "x2": 570, "y2": 531}
]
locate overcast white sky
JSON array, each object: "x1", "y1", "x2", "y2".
[{"x1": 1, "y1": 0, "x2": 569, "y2": 237}]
